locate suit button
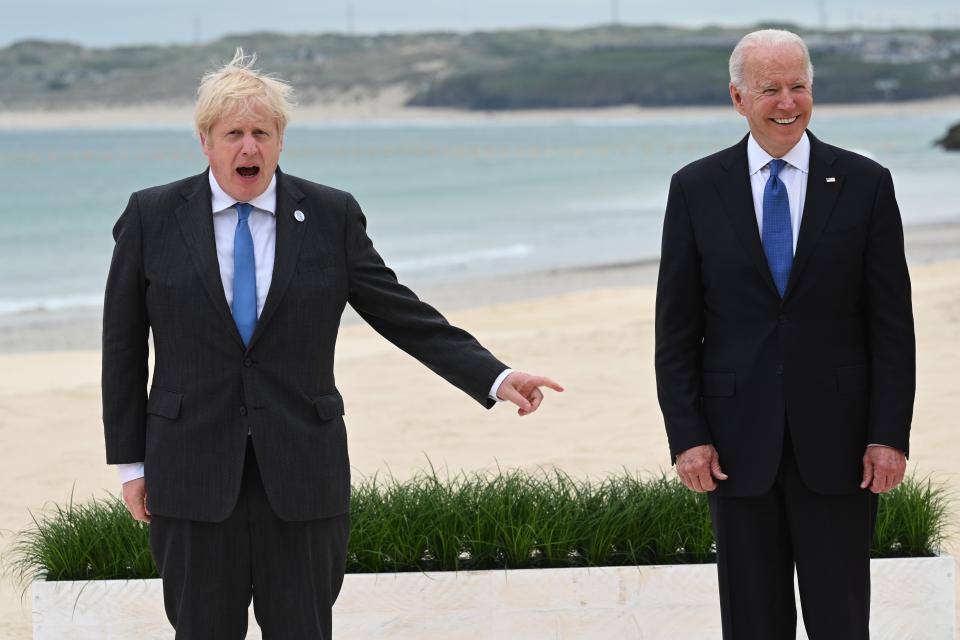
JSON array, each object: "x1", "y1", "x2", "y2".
[
  {"x1": 778, "y1": 314, "x2": 787, "y2": 325},
  {"x1": 776, "y1": 365, "x2": 784, "y2": 375},
  {"x1": 239, "y1": 405, "x2": 248, "y2": 416},
  {"x1": 243, "y1": 358, "x2": 253, "y2": 367}
]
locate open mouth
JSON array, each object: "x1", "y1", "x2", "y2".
[
  {"x1": 771, "y1": 116, "x2": 799, "y2": 126},
  {"x1": 236, "y1": 165, "x2": 260, "y2": 178}
]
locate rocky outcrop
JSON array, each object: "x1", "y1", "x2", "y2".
[{"x1": 936, "y1": 123, "x2": 960, "y2": 150}]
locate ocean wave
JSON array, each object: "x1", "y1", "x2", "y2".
[
  {"x1": 0, "y1": 294, "x2": 103, "y2": 316},
  {"x1": 391, "y1": 243, "x2": 533, "y2": 272},
  {"x1": 0, "y1": 243, "x2": 528, "y2": 313}
]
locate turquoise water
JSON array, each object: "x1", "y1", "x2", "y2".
[{"x1": 1, "y1": 108, "x2": 958, "y2": 314}]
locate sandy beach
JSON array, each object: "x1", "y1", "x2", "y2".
[
  {"x1": 2, "y1": 94, "x2": 959, "y2": 130},
  {"x1": 1, "y1": 223, "x2": 959, "y2": 638}
]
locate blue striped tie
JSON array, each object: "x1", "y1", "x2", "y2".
[
  {"x1": 232, "y1": 203, "x2": 257, "y2": 346},
  {"x1": 762, "y1": 159, "x2": 793, "y2": 298}
]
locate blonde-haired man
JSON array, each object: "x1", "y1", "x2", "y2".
[
  {"x1": 103, "y1": 50, "x2": 562, "y2": 638},
  {"x1": 655, "y1": 30, "x2": 914, "y2": 638}
]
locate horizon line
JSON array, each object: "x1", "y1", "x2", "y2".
[{"x1": 4, "y1": 19, "x2": 960, "y2": 51}]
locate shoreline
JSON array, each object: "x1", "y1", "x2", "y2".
[
  {"x1": 0, "y1": 259, "x2": 661, "y2": 354},
  {"x1": 1, "y1": 95, "x2": 959, "y2": 130},
  {"x1": 1, "y1": 216, "x2": 958, "y2": 354}
]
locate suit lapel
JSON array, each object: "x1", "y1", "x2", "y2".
[
  {"x1": 247, "y1": 169, "x2": 307, "y2": 350},
  {"x1": 715, "y1": 135, "x2": 780, "y2": 298},
  {"x1": 173, "y1": 171, "x2": 246, "y2": 350},
  {"x1": 784, "y1": 131, "x2": 842, "y2": 300}
]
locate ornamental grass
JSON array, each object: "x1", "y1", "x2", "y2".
[{"x1": 7, "y1": 470, "x2": 950, "y2": 583}]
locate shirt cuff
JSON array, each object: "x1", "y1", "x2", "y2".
[
  {"x1": 117, "y1": 462, "x2": 145, "y2": 484},
  {"x1": 489, "y1": 369, "x2": 513, "y2": 402}
]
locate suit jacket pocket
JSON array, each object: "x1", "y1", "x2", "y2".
[
  {"x1": 146, "y1": 388, "x2": 183, "y2": 419},
  {"x1": 314, "y1": 390, "x2": 346, "y2": 421},
  {"x1": 702, "y1": 371, "x2": 735, "y2": 397},
  {"x1": 836, "y1": 364, "x2": 869, "y2": 394}
]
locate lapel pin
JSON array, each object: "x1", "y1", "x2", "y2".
[
  {"x1": 825, "y1": 177, "x2": 836, "y2": 183},
  {"x1": 294, "y1": 210, "x2": 305, "y2": 222}
]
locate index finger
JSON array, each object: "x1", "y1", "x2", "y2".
[
  {"x1": 128, "y1": 503, "x2": 151, "y2": 523},
  {"x1": 871, "y1": 472, "x2": 890, "y2": 494},
  {"x1": 698, "y1": 466, "x2": 717, "y2": 492},
  {"x1": 526, "y1": 376, "x2": 564, "y2": 393}
]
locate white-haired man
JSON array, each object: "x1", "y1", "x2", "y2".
[
  {"x1": 655, "y1": 30, "x2": 914, "y2": 638},
  {"x1": 102, "y1": 50, "x2": 562, "y2": 638}
]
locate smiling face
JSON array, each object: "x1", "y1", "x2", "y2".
[
  {"x1": 200, "y1": 100, "x2": 283, "y2": 202},
  {"x1": 730, "y1": 43, "x2": 813, "y2": 158}
]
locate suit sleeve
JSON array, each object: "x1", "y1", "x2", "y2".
[
  {"x1": 343, "y1": 195, "x2": 508, "y2": 408},
  {"x1": 655, "y1": 174, "x2": 712, "y2": 462},
  {"x1": 863, "y1": 169, "x2": 915, "y2": 454},
  {"x1": 102, "y1": 193, "x2": 150, "y2": 464}
]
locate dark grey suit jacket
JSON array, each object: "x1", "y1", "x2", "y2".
[
  {"x1": 102, "y1": 169, "x2": 507, "y2": 522},
  {"x1": 655, "y1": 131, "x2": 915, "y2": 496}
]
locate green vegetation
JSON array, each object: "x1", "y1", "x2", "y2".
[
  {"x1": 410, "y1": 46, "x2": 734, "y2": 109},
  {"x1": 347, "y1": 468, "x2": 714, "y2": 573},
  {"x1": 9, "y1": 493, "x2": 153, "y2": 584},
  {"x1": 1, "y1": 25, "x2": 959, "y2": 111},
  {"x1": 873, "y1": 474, "x2": 952, "y2": 557},
  {"x1": 7, "y1": 470, "x2": 950, "y2": 584}
]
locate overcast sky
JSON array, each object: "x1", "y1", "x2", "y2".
[{"x1": 4, "y1": 0, "x2": 960, "y2": 48}]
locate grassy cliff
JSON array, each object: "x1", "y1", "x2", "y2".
[{"x1": 2, "y1": 24, "x2": 959, "y2": 111}]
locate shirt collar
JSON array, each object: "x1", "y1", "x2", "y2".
[
  {"x1": 747, "y1": 131, "x2": 810, "y2": 176},
  {"x1": 208, "y1": 170, "x2": 278, "y2": 216}
]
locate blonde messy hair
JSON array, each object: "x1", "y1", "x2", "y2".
[{"x1": 195, "y1": 48, "x2": 295, "y2": 137}]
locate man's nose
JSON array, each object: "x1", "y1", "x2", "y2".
[
  {"x1": 240, "y1": 134, "x2": 258, "y2": 155},
  {"x1": 777, "y1": 89, "x2": 796, "y2": 108}
]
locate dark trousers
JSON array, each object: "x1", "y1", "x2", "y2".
[
  {"x1": 150, "y1": 438, "x2": 351, "y2": 639},
  {"x1": 708, "y1": 437, "x2": 878, "y2": 640}
]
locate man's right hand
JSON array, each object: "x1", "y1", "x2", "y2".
[
  {"x1": 122, "y1": 477, "x2": 152, "y2": 523},
  {"x1": 676, "y1": 444, "x2": 728, "y2": 493}
]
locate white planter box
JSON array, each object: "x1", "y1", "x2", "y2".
[{"x1": 32, "y1": 555, "x2": 955, "y2": 639}]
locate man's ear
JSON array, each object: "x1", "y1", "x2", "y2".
[
  {"x1": 199, "y1": 132, "x2": 210, "y2": 158},
  {"x1": 729, "y1": 83, "x2": 746, "y2": 115}
]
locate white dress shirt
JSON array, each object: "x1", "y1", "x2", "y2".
[
  {"x1": 210, "y1": 172, "x2": 278, "y2": 318},
  {"x1": 117, "y1": 172, "x2": 511, "y2": 484},
  {"x1": 746, "y1": 131, "x2": 809, "y2": 254}
]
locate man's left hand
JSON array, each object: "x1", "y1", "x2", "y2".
[
  {"x1": 496, "y1": 371, "x2": 564, "y2": 416},
  {"x1": 860, "y1": 445, "x2": 907, "y2": 494}
]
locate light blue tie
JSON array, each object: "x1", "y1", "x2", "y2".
[
  {"x1": 762, "y1": 159, "x2": 793, "y2": 298},
  {"x1": 232, "y1": 203, "x2": 257, "y2": 347}
]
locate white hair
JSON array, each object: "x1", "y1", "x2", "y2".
[{"x1": 729, "y1": 29, "x2": 814, "y2": 91}]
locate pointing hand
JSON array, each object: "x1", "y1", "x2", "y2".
[{"x1": 496, "y1": 371, "x2": 564, "y2": 416}]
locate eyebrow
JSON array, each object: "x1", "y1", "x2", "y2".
[{"x1": 757, "y1": 79, "x2": 809, "y2": 90}]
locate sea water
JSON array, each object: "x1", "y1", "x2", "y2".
[{"x1": 0, "y1": 107, "x2": 957, "y2": 314}]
